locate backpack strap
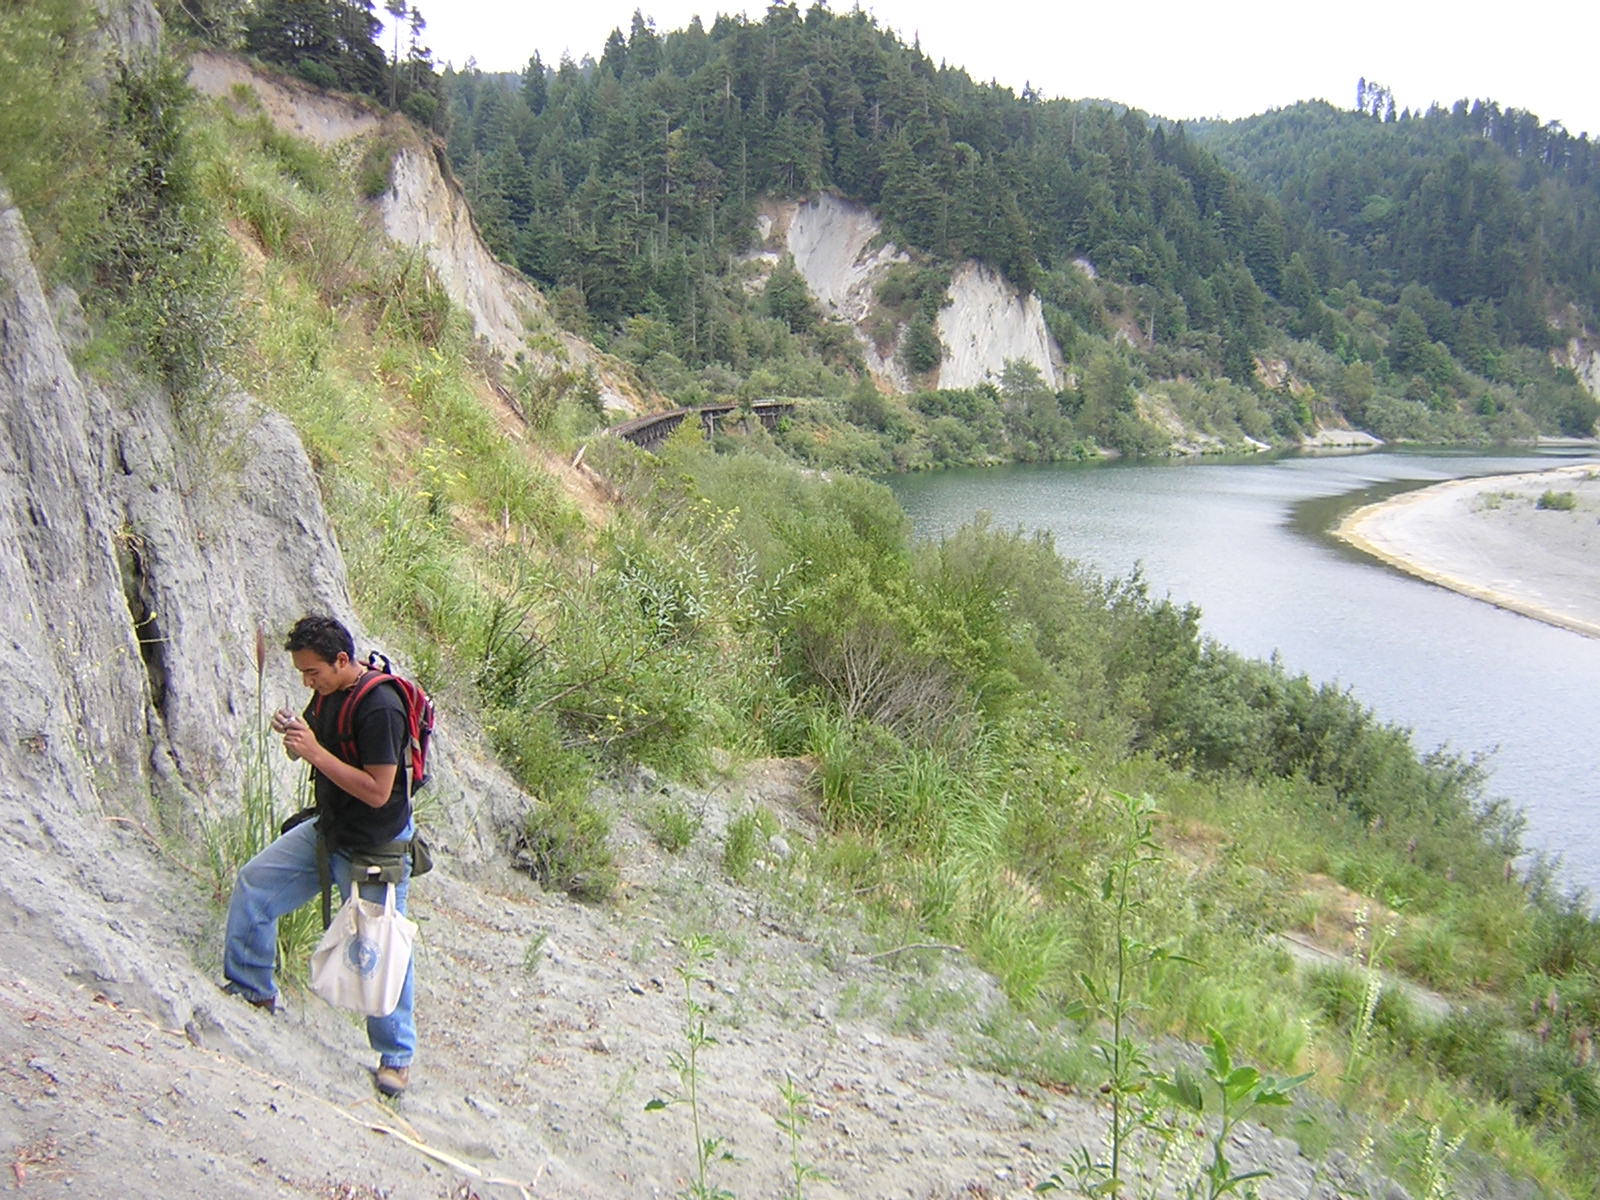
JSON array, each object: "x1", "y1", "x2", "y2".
[
  {"x1": 316, "y1": 826, "x2": 333, "y2": 928},
  {"x1": 331, "y1": 670, "x2": 392, "y2": 763}
]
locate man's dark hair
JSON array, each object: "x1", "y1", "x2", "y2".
[{"x1": 284, "y1": 614, "x2": 355, "y2": 664}]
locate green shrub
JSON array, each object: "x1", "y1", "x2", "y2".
[
  {"x1": 487, "y1": 705, "x2": 592, "y2": 801},
  {"x1": 0, "y1": 0, "x2": 108, "y2": 273},
  {"x1": 86, "y1": 59, "x2": 240, "y2": 405},
  {"x1": 1536, "y1": 490, "x2": 1577, "y2": 511},
  {"x1": 646, "y1": 799, "x2": 701, "y2": 854},
  {"x1": 722, "y1": 807, "x2": 778, "y2": 882},
  {"x1": 901, "y1": 315, "x2": 942, "y2": 374},
  {"x1": 514, "y1": 789, "x2": 618, "y2": 902},
  {"x1": 356, "y1": 137, "x2": 398, "y2": 199}
]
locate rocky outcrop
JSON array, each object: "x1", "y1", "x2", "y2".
[
  {"x1": 0, "y1": 183, "x2": 348, "y2": 1026},
  {"x1": 777, "y1": 192, "x2": 911, "y2": 387},
  {"x1": 1558, "y1": 333, "x2": 1600, "y2": 401},
  {"x1": 94, "y1": 0, "x2": 163, "y2": 65},
  {"x1": 1, "y1": 159, "x2": 527, "y2": 1017},
  {"x1": 1303, "y1": 428, "x2": 1384, "y2": 450},
  {"x1": 767, "y1": 192, "x2": 1064, "y2": 395}
]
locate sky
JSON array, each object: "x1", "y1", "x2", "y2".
[{"x1": 391, "y1": 0, "x2": 1600, "y2": 138}]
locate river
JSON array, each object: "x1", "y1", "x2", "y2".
[{"x1": 887, "y1": 447, "x2": 1600, "y2": 900}]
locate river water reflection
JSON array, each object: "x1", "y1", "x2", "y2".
[{"x1": 887, "y1": 448, "x2": 1600, "y2": 899}]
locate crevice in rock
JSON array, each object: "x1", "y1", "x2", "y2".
[{"x1": 114, "y1": 523, "x2": 168, "y2": 721}]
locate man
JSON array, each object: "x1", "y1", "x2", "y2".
[{"x1": 223, "y1": 614, "x2": 417, "y2": 1097}]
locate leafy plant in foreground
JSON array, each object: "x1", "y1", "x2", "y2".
[
  {"x1": 647, "y1": 935, "x2": 736, "y2": 1200},
  {"x1": 1041, "y1": 791, "x2": 1183, "y2": 1195},
  {"x1": 775, "y1": 1075, "x2": 827, "y2": 1199},
  {"x1": 1042, "y1": 792, "x2": 1309, "y2": 1198},
  {"x1": 1155, "y1": 1028, "x2": 1311, "y2": 1200}
]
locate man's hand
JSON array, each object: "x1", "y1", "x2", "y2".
[
  {"x1": 273, "y1": 708, "x2": 307, "y2": 761},
  {"x1": 276, "y1": 711, "x2": 318, "y2": 760},
  {"x1": 274, "y1": 708, "x2": 397, "y2": 808}
]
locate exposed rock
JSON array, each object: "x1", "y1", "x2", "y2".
[
  {"x1": 185, "y1": 53, "x2": 647, "y2": 415},
  {"x1": 1, "y1": 179, "x2": 340, "y2": 1038},
  {"x1": 937, "y1": 262, "x2": 1062, "y2": 391},
  {"x1": 1557, "y1": 332, "x2": 1600, "y2": 400},
  {"x1": 93, "y1": 0, "x2": 163, "y2": 66},
  {"x1": 785, "y1": 192, "x2": 906, "y2": 316},
  {"x1": 187, "y1": 50, "x2": 384, "y2": 146},
  {"x1": 769, "y1": 192, "x2": 1064, "y2": 395}
]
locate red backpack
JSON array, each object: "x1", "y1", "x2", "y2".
[{"x1": 316, "y1": 651, "x2": 436, "y2": 795}]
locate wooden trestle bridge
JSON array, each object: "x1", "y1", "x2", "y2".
[{"x1": 606, "y1": 400, "x2": 797, "y2": 451}]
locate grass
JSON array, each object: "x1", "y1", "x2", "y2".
[
  {"x1": 646, "y1": 798, "x2": 702, "y2": 854},
  {"x1": 512, "y1": 789, "x2": 619, "y2": 903},
  {"x1": 722, "y1": 807, "x2": 778, "y2": 881},
  {"x1": 198, "y1": 624, "x2": 322, "y2": 983}
]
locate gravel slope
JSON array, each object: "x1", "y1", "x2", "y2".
[{"x1": 4, "y1": 763, "x2": 1430, "y2": 1200}]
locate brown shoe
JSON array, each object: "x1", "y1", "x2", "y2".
[
  {"x1": 375, "y1": 1065, "x2": 409, "y2": 1097},
  {"x1": 223, "y1": 984, "x2": 277, "y2": 1013}
]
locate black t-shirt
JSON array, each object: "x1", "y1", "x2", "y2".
[{"x1": 303, "y1": 675, "x2": 411, "y2": 849}]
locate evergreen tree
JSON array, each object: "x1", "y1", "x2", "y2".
[{"x1": 522, "y1": 52, "x2": 547, "y2": 115}]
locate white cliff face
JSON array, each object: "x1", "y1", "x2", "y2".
[
  {"x1": 936, "y1": 263, "x2": 1061, "y2": 391},
  {"x1": 380, "y1": 145, "x2": 550, "y2": 365},
  {"x1": 378, "y1": 152, "x2": 642, "y2": 412},
  {"x1": 186, "y1": 54, "x2": 644, "y2": 413},
  {"x1": 775, "y1": 192, "x2": 1062, "y2": 394},
  {"x1": 1560, "y1": 335, "x2": 1600, "y2": 401},
  {"x1": 94, "y1": 0, "x2": 163, "y2": 65},
  {"x1": 786, "y1": 192, "x2": 906, "y2": 314},
  {"x1": 779, "y1": 193, "x2": 911, "y2": 389}
]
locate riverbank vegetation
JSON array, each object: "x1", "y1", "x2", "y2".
[{"x1": 8, "y1": 9, "x2": 1600, "y2": 1196}]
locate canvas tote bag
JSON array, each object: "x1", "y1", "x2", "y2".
[{"x1": 310, "y1": 882, "x2": 417, "y2": 1017}]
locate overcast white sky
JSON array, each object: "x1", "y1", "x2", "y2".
[{"x1": 395, "y1": 0, "x2": 1600, "y2": 137}]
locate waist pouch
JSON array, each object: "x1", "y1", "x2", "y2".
[
  {"x1": 350, "y1": 835, "x2": 434, "y2": 884},
  {"x1": 280, "y1": 808, "x2": 433, "y2": 927}
]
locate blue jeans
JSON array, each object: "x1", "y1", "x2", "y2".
[{"x1": 223, "y1": 817, "x2": 416, "y2": 1067}]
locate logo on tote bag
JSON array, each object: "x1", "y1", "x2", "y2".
[{"x1": 345, "y1": 933, "x2": 381, "y2": 978}]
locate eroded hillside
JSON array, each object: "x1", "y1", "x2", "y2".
[{"x1": 753, "y1": 192, "x2": 1065, "y2": 395}]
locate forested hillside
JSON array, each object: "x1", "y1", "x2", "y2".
[
  {"x1": 1197, "y1": 95, "x2": 1600, "y2": 435},
  {"x1": 444, "y1": 7, "x2": 1295, "y2": 398},
  {"x1": 438, "y1": 4, "x2": 1600, "y2": 454},
  {"x1": 161, "y1": 1, "x2": 1600, "y2": 456}
]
